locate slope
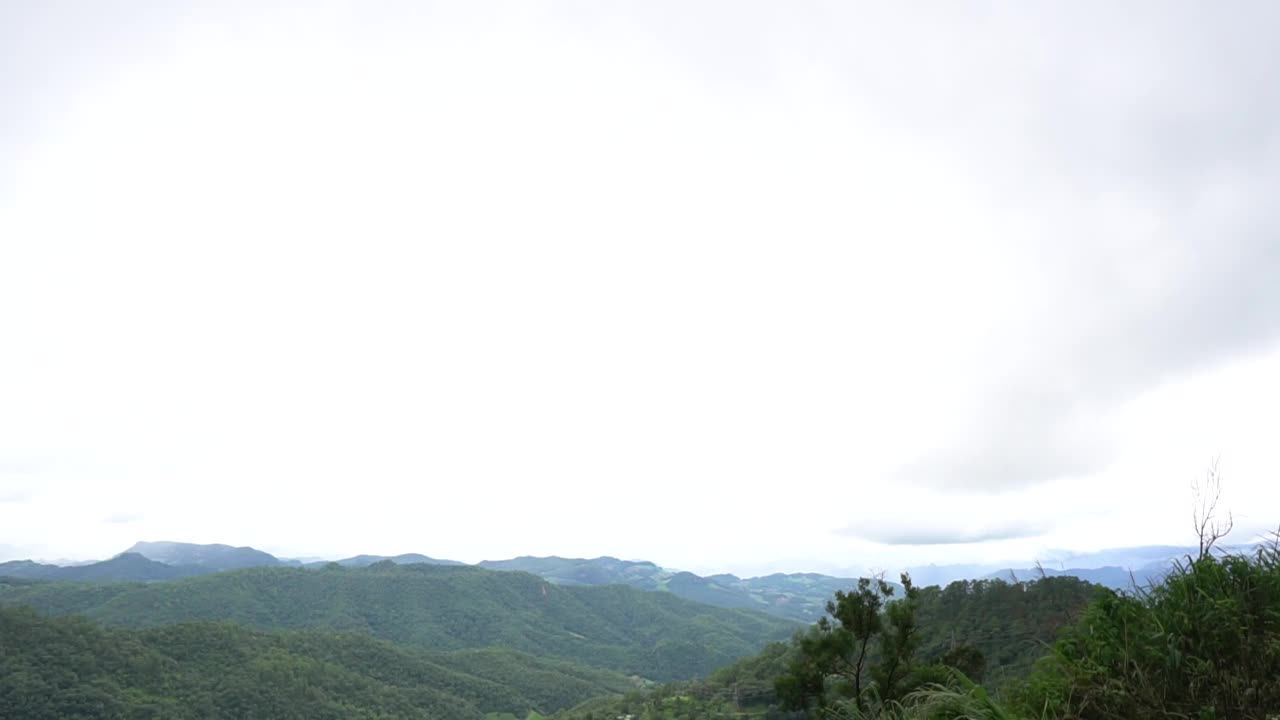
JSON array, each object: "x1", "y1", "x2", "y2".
[
  {"x1": 126, "y1": 541, "x2": 285, "y2": 570},
  {"x1": 479, "y1": 555, "x2": 873, "y2": 622},
  {"x1": 0, "y1": 605, "x2": 635, "y2": 719},
  {"x1": 554, "y1": 574, "x2": 1102, "y2": 718},
  {"x1": 0, "y1": 562, "x2": 797, "y2": 681},
  {"x1": 0, "y1": 553, "x2": 206, "y2": 582}
]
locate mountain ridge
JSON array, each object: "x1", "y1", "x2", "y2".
[{"x1": 0, "y1": 541, "x2": 1240, "y2": 616}]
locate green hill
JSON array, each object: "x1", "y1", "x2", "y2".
[
  {"x1": 553, "y1": 575, "x2": 1101, "y2": 718},
  {"x1": 0, "y1": 605, "x2": 634, "y2": 719},
  {"x1": 478, "y1": 555, "x2": 878, "y2": 622},
  {"x1": 0, "y1": 553, "x2": 207, "y2": 582},
  {"x1": 0, "y1": 562, "x2": 797, "y2": 681},
  {"x1": 126, "y1": 541, "x2": 285, "y2": 570}
]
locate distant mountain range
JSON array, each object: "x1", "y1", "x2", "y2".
[
  {"x1": 126, "y1": 541, "x2": 284, "y2": 570},
  {"x1": 982, "y1": 564, "x2": 1171, "y2": 590},
  {"x1": 475, "y1": 556, "x2": 885, "y2": 622},
  {"x1": 0, "y1": 553, "x2": 206, "y2": 582},
  {"x1": 0, "y1": 540, "x2": 1249, "y2": 621},
  {"x1": 0, "y1": 542, "x2": 867, "y2": 621},
  {"x1": 325, "y1": 553, "x2": 467, "y2": 568}
]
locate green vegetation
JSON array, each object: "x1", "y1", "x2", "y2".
[
  {"x1": 8, "y1": 474, "x2": 1279, "y2": 719},
  {"x1": 0, "y1": 553, "x2": 206, "y2": 582},
  {"x1": 0, "y1": 562, "x2": 796, "y2": 681},
  {"x1": 1009, "y1": 544, "x2": 1280, "y2": 719},
  {"x1": 0, "y1": 606, "x2": 636, "y2": 719},
  {"x1": 0, "y1": 549, "x2": 877, "y2": 623},
  {"x1": 556, "y1": 538, "x2": 1280, "y2": 720},
  {"x1": 912, "y1": 575, "x2": 1100, "y2": 684},
  {"x1": 479, "y1": 556, "x2": 881, "y2": 622},
  {"x1": 554, "y1": 574, "x2": 1100, "y2": 719}
]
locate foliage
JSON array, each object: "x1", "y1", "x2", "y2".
[
  {"x1": 479, "y1": 556, "x2": 887, "y2": 622},
  {"x1": 912, "y1": 575, "x2": 1100, "y2": 685},
  {"x1": 553, "y1": 574, "x2": 1100, "y2": 719},
  {"x1": 0, "y1": 605, "x2": 635, "y2": 719},
  {"x1": 776, "y1": 574, "x2": 921, "y2": 713},
  {"x1": 0, "y1": 553, "x2": 206, "y2": 582},
  {"x1": 1010, "y1": 541, "x2": 1280, "y2": 719},
  {"x1": 0, "y1": 563, "x2": 797, "y2": 681}
]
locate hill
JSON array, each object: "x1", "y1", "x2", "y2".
[
  {"x1": 479, "y1": 556, "x2": 874, "y2": 622},
  {"x1": 332, "y1": 553, "x2": 466, "y2": 568},
  {"x1": 0, "y1": 547, "x2": 873, "y2": 622},
  {"x1": 983, "y1": 563, "x2": 1171, "y2": 591},
  {"x1": 0, "y1": 562, "x2": 797, "y2": 681},
  {"x1": 126, "y1": 541, "x2": 285, "y2": 570},
  {"x1": 554, "y1": 574, "x2": 1102, "y2": 718},
  {"x1": 0, "y1": 605, "x2": 636, "y2": 719},
  {"x1": 0, "y1": 553, "x2": 205, "y2": 582},
  {"x1": 912, "y1": 575, "x2": 1102, "y2": 683}
]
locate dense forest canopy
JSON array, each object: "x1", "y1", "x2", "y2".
[
  {"x1": 5, "y1": 538, "x2": 1279, "y2": 719},
  {"x1": 555, "y1": 538, "x2": 1280, "y2": 720},
  {"x1": 0, "y1": 562, "x2": 796, "y2": 682},
  {"x1": 0, "y1": 606, "x2": 636, "y2": 719}
]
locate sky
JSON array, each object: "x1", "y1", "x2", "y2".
[{"x1": 2, "y1": 1, "x2": 1279, "y2": 577}]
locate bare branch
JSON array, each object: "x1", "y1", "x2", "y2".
[{"x1": 1192, "y1": 457, "x2": 1234, "y2": 558}]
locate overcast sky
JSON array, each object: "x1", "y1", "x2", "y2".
[{"x1": 2, "y1": 1, "x2": 1279, "y2": 576}]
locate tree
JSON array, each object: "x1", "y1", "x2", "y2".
[
  {"x1": 872, "y1": 574, "x2": 919, "y2": 702},
  {"x1": 775, "y1": 574, "x2": 919, "y2": 714},
  {"x1": 1192, "y1": 458, "x2": 1234, "y2": 558}
]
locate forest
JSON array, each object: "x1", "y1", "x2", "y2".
[
  {"x1": 554, "y1": 536, "x2": 1280, "y2": 719},
  {"x1": 3, "y1": 478, "x2": 1279, "y2": 720},
  {"x1": 5, "y1": 537, "x2": 1278, "y2": 719}
]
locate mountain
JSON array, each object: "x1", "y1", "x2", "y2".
[
  {"x1": 127, "y1": 541, "x2": 284, "y2": 570},
  {"x1": 0, "y1": 562, "x2": 797, "y2": 681},
  {"x1": 0, "y1": 605, "x2": 637, "y2": 719},
  {"x1": 556, "y1": 574, "x2": 1103, "y2": 718},
  {"x1": 479, "y1": 556, "x2": 667, "y2": 588},
  {"x1": 333, "y1": 553, "x2": 466, "y2": 568},
  {"x1": 896, "y1": 546, "x2": 1227, "y2": 588},
  {"x1": 478, "y1": 555, "x2": 873, "y2": 622},
  {"x1": 2, "y1": 547, "x2": 848, "y2": 622},
  {"x1": 0, "y1": 559, "x2": 61, "y2": 580},
  {"x1": 985, "y1": 563, "x2": 1172, "y2": 591},
  {"x1": 0, "y1": 553, "x2": 205, "y2": 582},
  {"x1": 0, "y1": 541, "x2": 1215, "y2": 615},
  {"x1": 901, "y1": 563, "x2": 1011, "y2": 588}
]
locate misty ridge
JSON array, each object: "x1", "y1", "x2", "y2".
[{"x1": 0, "y1": 539, "x2": 1211, "y2": 618}]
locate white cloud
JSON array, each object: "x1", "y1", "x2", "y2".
[{"x1": 1, "y1": 1, "x2": 1278, "y2": 572}]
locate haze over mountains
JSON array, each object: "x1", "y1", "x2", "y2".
[{"x1": 0, "y1": 540, "x2": 1215, "y2": 623}]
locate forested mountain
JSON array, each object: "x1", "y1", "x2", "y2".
[
  {"x1": 0, "y1": 545, "x2": 872, "y2": 621},
  {"x1": 6, "y1": 541, "x2": 1276, "y2": 719},
  {"x1": 0, "y1": 562, "x2": 796, "y2": 681},
  {"x1": 0, "y1": 540, "x2": 1204, "y2": 616},
  {"x1": 126, "y1": 541, "x2": 285, "y2": 570},
  {"x1": 0, "y1": 606, "x2": 636, "y2": 719},
  {"x1": 329, "y1": 553, "x2": 466, "y2": 568},
  {"x1": 0, "y1": 553, "x2": 205, "y2": 582},
  {"x1": 902, "y1": 546, "x2": 1210, "y2": 588},
  {"x1": 983, "y1": 564, "x2": 1170, "y2": 592},
  {"x1": 557, "y1": 541, "x2": 1280, "y2": 720},
  {"x1": 478, "y1": 556, "x2": 668, "y2": 587},
  {"x1": 912, "y1": 576, "x2": 1101, "y2": 683},
  {"x1": 554, "y1": 575, "x2": 1102, "y2": 718},
  {"x1": 478, "y1": 556, "x2": 880, "y2": 622}
]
